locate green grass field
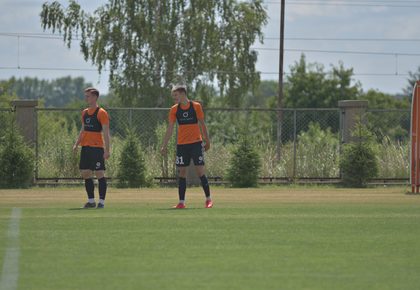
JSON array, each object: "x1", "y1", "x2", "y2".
[{"x1": 1, "y1": 186, "x2": 420, "y2": 290}]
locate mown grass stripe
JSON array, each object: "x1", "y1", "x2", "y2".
[{"x1": 0, "y1": 208, "x2": 22, "y2": 290}]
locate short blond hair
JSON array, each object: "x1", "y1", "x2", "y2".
[
  {"x1": 171, "y1": 84, "x2": 187, "y2": 93},
  {"x1": 84, "y1": 87, "x2": 99, "y2": 97}
]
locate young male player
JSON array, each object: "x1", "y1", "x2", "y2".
[
  {"x1": 160, "y1": 84, "x2": 213, "y2": 209},
  {"x1": 73, "y1": 87, "x2": 110, "y2": 209}
]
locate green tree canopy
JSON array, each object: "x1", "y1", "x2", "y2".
[
  {"x1": 244, "y1": 80, "x2": 277, "y2": 108},
  {"x1": 1, "y1": 76, "x2": 92, "y2": 107},
  {"x1": 40, "y1": 0, "x2": 267, "y2": 107},
  {"x1": 284, "y1": 54, "x2": 362, "y2": 108},
  {"x1": 359, "y1": 89, "x2": 409, "y2": 109}
]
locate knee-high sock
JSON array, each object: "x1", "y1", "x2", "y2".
[
  {"x1": 178, "y1": 177, "x2": 186, "y2": 201},
  {"x1": 200, "y1": 175, "x2": 211, "y2": 198},
  {"x1": 85, "y1": 178, "x2": 94, "y2": 199},
  {"x1": 98, "y1": 177, "x2": 107, "y2": 201}
]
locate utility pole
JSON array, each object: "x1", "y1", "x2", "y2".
[{"x1": 277, "y1": 0, "x2": 285, "y2": 160}]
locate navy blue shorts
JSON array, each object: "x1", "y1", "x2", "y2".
[
  {"x1": 176, "y1": 142, "x2": 205, "y2": 167},
  {"x1": 79, "y1": 146, "x2": 106, "y2": 171}
]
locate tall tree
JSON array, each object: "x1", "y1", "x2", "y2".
[
  {"x1": 404, "y1": 66, "x2": 420, "y2": 96},
  {"x1": 40, "y1": 0, "x2": 267, "y2": 107},
  {"x1": 284, "y1": 54, "x2": 361, "y2": 108}
]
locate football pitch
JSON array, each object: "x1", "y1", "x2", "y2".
[{"x1": 1, "y1": 186, "x2": 420, "y2": 290}]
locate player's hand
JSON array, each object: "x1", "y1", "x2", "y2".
[
  {"x1": 160, "y1": 146, "x2": 167, "y2": 155},
  {"x1": 72, "y1": 144, "x2": 78, "y2": 154},
  {"x1": 204, "y1": 141, "x2": 210, "y2": 151},
  {"x1": 104, "y1": 151, "x2": 110, "y2": 160}
]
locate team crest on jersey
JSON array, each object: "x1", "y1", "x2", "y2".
[
  {"x1": 183, "y1": 112, "x2": 189, "y2": 118},
  {"x1": 86, "y1": 118, "x2": 91, "y2": 123}
]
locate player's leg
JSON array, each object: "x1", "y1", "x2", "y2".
[
  {"x1": 93, "y1": 147, "x2": 107, "y2": 209},
  {"x1": 176, "y1": 166, "x2": 187, "y2": 208},
  {"x1": 174, "y1": 144, "x2": 190, "y2": 208},
  {"x1": 195, "y1": 165, "x2": 212, "y2": 208},
  {"x1": 79, "y1": 146, "x2": 96, "y2": 208},
  {"x1": 192, "y1": 142, "x2": 212, "y2": 208},
  {"x1": 95, "y1": 170, "x2": 107, "y2": 208},
  {"x1": 81, "y1": 169, "x2": 96, "y2": 208}
]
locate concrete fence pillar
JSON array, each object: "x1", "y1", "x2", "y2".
[
  {"x1": 11, "y1": 100, "x2": 38, "y2": 145},
  {"x1": 338, "y1": 100, "x2": 368, "y2": 143}
]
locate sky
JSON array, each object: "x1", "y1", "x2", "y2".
[{"x1": 1, "y1": 0, "x2": 420, "y2": 97}]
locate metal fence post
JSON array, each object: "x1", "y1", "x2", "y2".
[
  {"x1": 129, "y1": 108, "x2": 133, "y2": 128},
  {"x1": 276, "y1": 109, "x2": 283, "y2": 161},
  {"x1": 34, "y1": 108, "x2": 39, "y2": 180},
  {"x1": 293, "y1": 110, "x2": 297, "y2": 179}
]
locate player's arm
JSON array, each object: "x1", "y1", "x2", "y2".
[
  {"x1": 72, "y1": 126, "x2": 84, "y2": 153},
  {"x1": 199, "y1": 119, "x2": 211, "y2": 151},
  {"x1": 160, "y1": 120, "x2": 175, "y2": 155},
  {"x1": 102, "y1": 124, "x2": 111, "y2": 159}
]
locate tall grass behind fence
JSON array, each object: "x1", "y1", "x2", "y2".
[
  {"x1": 34, "y1": 107, "x2": 410, "y2": 180},
  {"x1": 365, "y1": 109, "x2": 410, "y2": 178}
]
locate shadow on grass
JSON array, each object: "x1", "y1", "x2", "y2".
[
  {"x1": 155, "y1": 207, "x2": 204, "y2": 211},
  {"x1": 405, "y1": 191, "x2": 420, "y2": 196},
  {"x1": 68, "y1": 208, "x2": 101, "y2": 211}
]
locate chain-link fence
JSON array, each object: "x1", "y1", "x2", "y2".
[{"x1": 33, "y1": 107, "x2": 411, "y2": 181}]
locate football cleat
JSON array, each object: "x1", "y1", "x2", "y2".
[
  {"x1": 205, "y1": 200, "x2": 213, "y2": 208},
  {"x1": 173, "y1": 203, "x2": 186, "y2": 209},
  {"x1": 82, "y1": 202, "x2": 96, "y2": 209},
  {"x1": 97, "y1": 203, "x2": 105, "y2": 209}
]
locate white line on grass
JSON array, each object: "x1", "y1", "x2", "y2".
[{"x1": 0, "y1": 208, "x2": 22, "y2": 290}]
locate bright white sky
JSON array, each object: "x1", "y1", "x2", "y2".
[{"x1": 1, "y1": 0, "x2": 420, "y2": 96}]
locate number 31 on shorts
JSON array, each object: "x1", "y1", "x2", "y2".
[{"x1": 176, "y1": 156, "x2": 185, "y2": 165}]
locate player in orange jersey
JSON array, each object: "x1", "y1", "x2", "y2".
[
  {"x1": 73, "y1": 87, "x2": 111, "y2": 209},
  {"x1": 160, "y1": 84, "x2": 213, "y2": 209}
]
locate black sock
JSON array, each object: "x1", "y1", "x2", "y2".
[
  {"x1": 85, "y1": 178, "x2": 94, "y2": 199},
  {"x1": 98, "y1": 177, "x2": 107, "y2": 201},
  {"x1": 178, "y1": 177, "x2": 186, "y2": 201},
  {"x1": 200, "y1": 175, "x2": 211, "y2": 198}
]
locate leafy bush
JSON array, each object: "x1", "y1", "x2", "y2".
[
  {"x1": 0, "y1": 123, "x2": 34, "y2": 188},
  {"x1": 116, "y1": 130, "x2": 147, "y2": 188},
  {"x1": 227, "y1": 136, "x2": 261, "y2": 187},
  {"x1": 340, "y1": 123, "x2": 378, "y2": 187}
]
